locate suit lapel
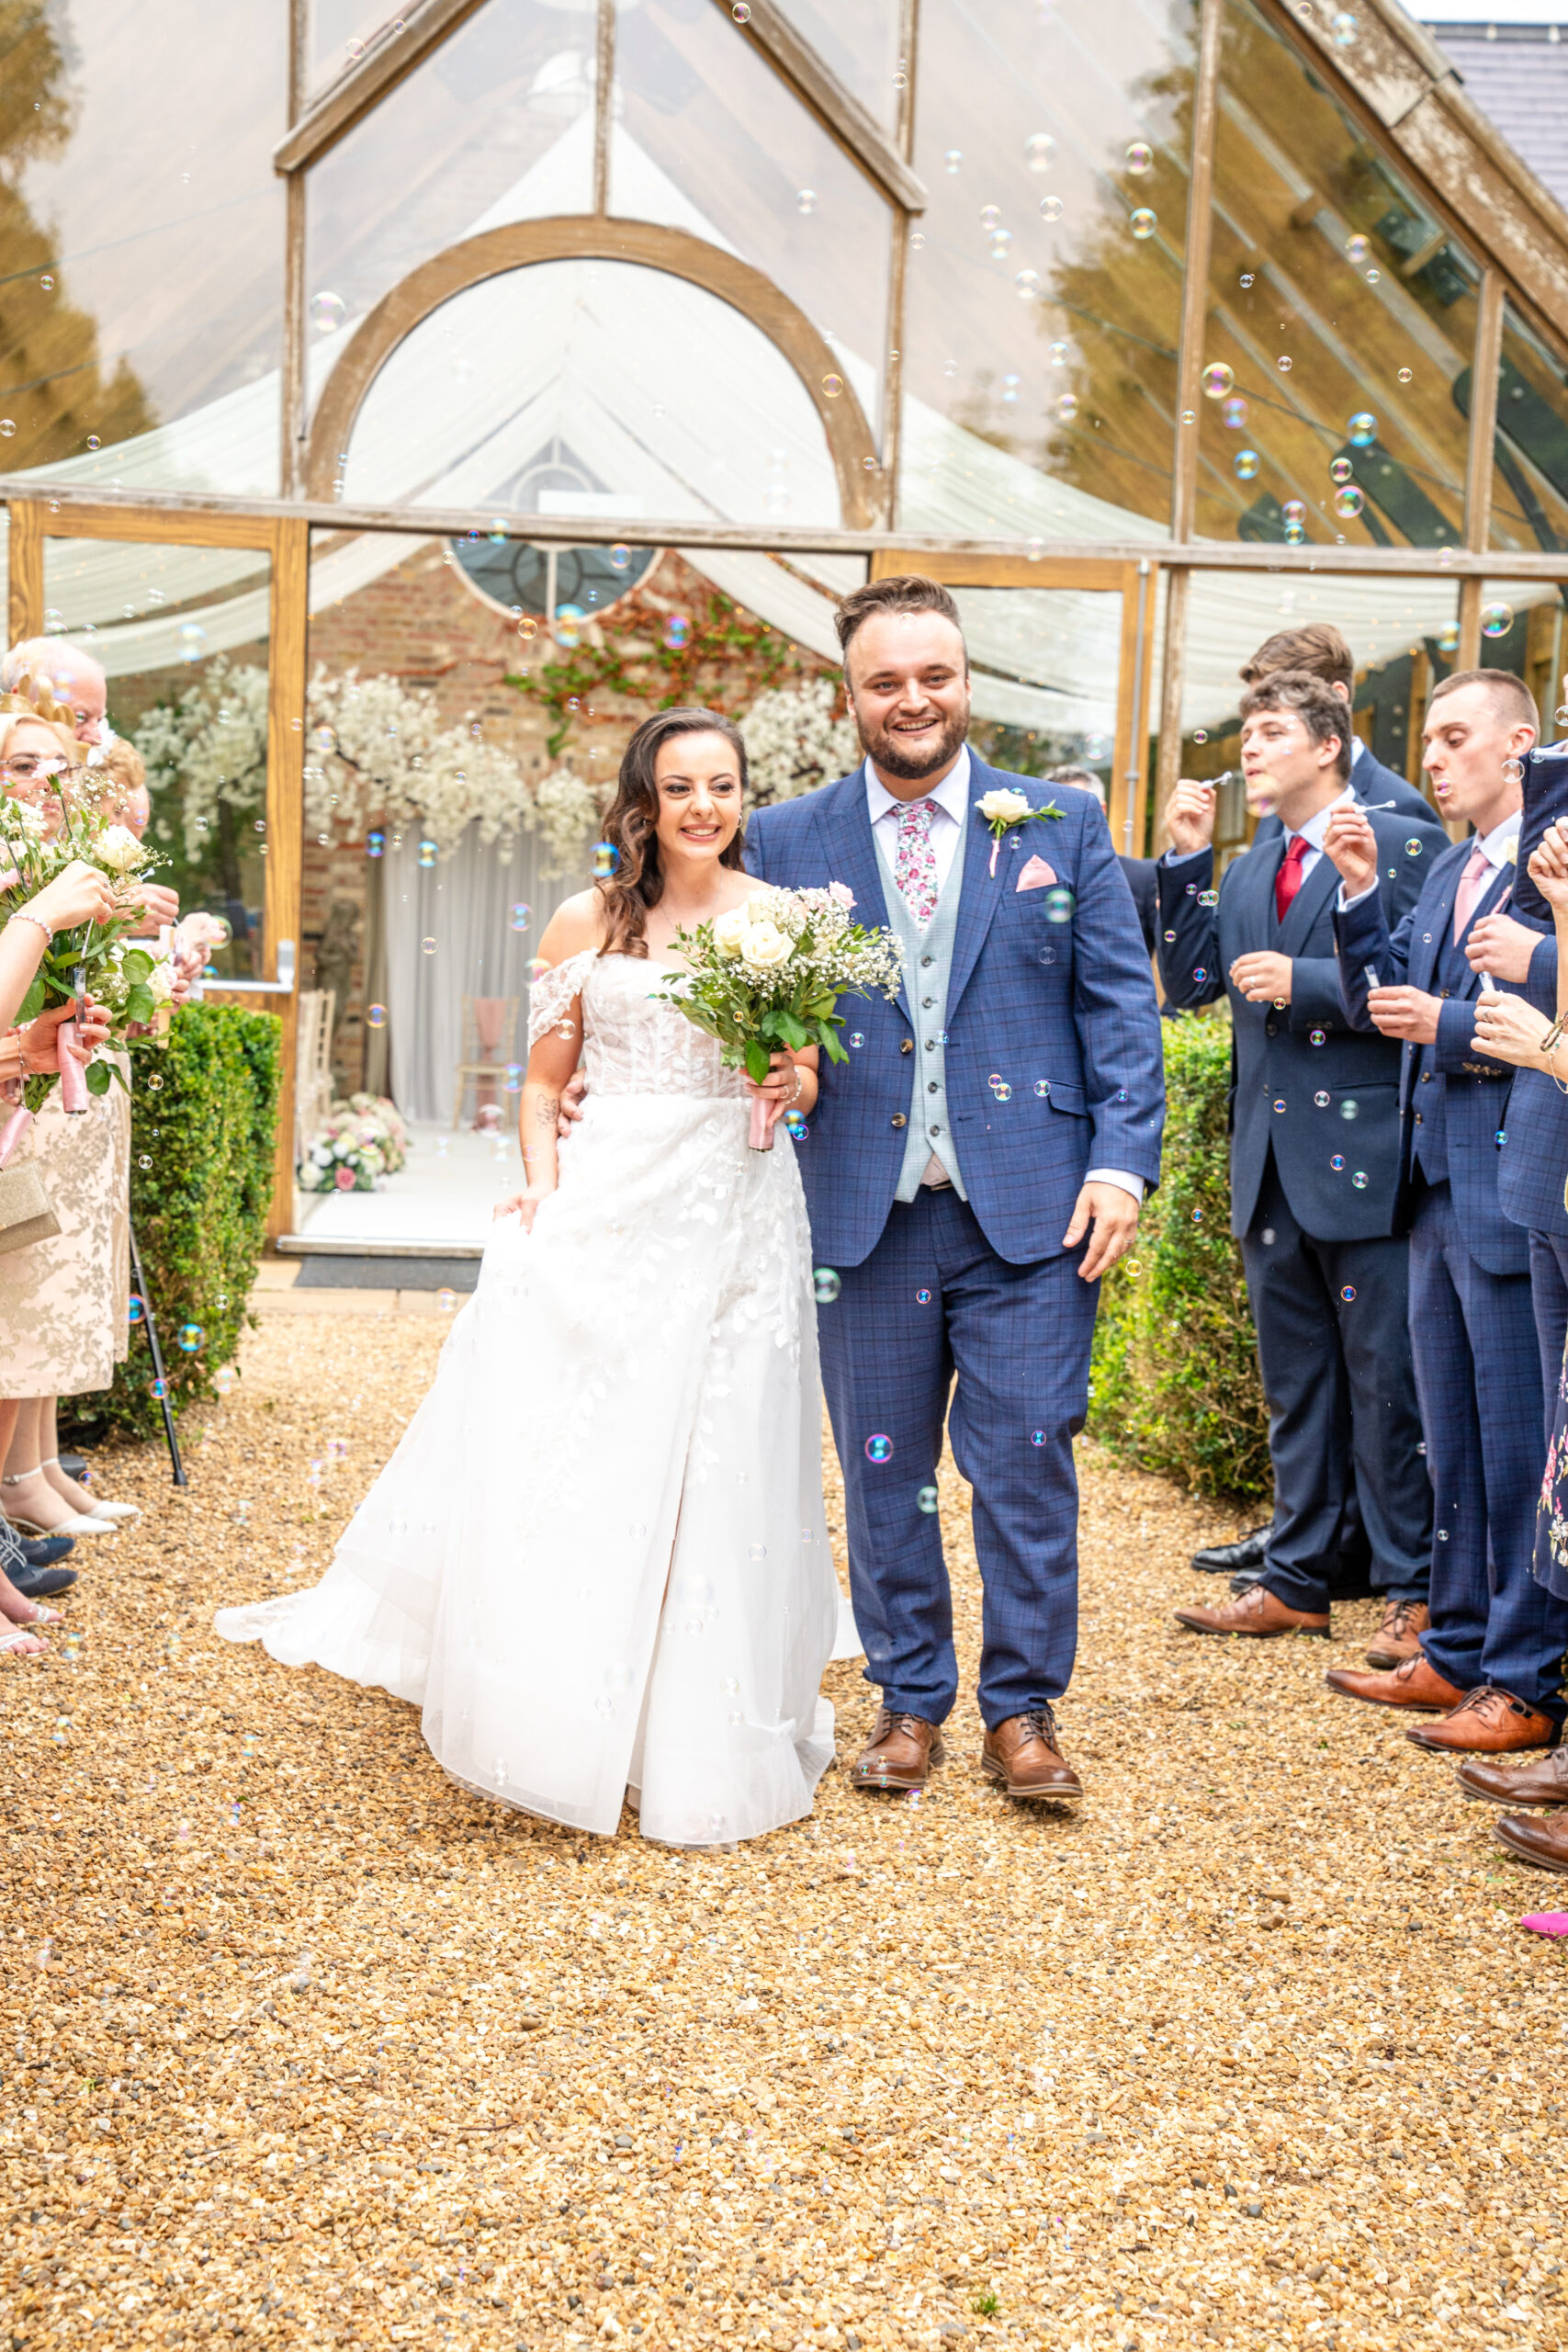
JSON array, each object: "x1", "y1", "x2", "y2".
[
  {"x1": 822, "y1": 765, "x2": 909, "y2": 1020},
  {"x1": 1240, "y1": 832, "x2": 1286, "y2": 947},
  {"x1": 1409, "y1": 841, "x2": 1468, "y2": 991},
  {"x1": 945, "y1": 758, "x2": 1009, "y2": 1018},
  {"x1": 1278, "y1": 842, "x2": 1339, "y2": 953}
]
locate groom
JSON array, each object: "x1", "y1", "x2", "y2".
[{"x1": 746, "y1": 576, "x2": 1165, "y2": 1802}]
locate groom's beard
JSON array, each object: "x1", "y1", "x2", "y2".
[{"x1": 858, "y1": 707, "x2": 970, "y2": 783}]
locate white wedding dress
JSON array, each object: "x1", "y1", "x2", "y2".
[{"x1": 217, "y1": 950, "x2": 852, "y2": 1847}]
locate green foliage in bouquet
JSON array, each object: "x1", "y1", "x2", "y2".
[
  {"x1": 657, "y1": 887, "x2": 904, "y2": 1084},
  {"x1": 94, "y1": 1005, "x2": 282, "y2": 1441},
  {"x1": 1089, "y1": 1009, "x2": 1270, "y2": 1500}
]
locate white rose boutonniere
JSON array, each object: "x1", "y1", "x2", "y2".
[
  {"x1": 1502, "y1": 836, "x2": 1520, "y2": 865},
  {"x1": 976, "y1": 785, "x2": 1065, "y2": 875}
]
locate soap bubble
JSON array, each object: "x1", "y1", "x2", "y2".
[
  {"x1": 1348, "y1": 411, "x2": 1377, "y2": 447},
  {"x1": 1031, "y1": 1430, "x2": 1047, "y2": 1446},
  {"x1": 1025, "y1": 130, "x2": 1056, "y2": 171},
  {"x1": 864, "y1": 1434, "x2": 894, "y2": 1463},
  {"x1": 1332, "y1": 9, "x2": 1357, "y2": 43},
  {"x1": 0, "y1": 421, "x2": 13, "y2": 438},
  {"x1": 1034, "y1": 1080, "x2": 1051, "y2": 1097},
  {"x1": 177, "y1": 622, "x2": 207, "y2": 663},
  {"x1": 128, "y1": 1295, "x2": 145, "y2": 1324},
  {"x1": 943, "y1": 149, "x2": 963, "y2": 172},
  {"x1": 417, "y1": 836, "x2": 437, "y2": 867},
  {"x1": 1340, "y1": 1099, "x2": 1359, "y2": 1119},
  {"x1": 421, "y1": 936, "x2": 436, "y2": 956},
  {"x1": 1239, "y1": 270, "x2": 1254, "y2": 288},
  {"x1": 149, "y1": 1377, "x2": 168, "y2": 1400},
  {"x1": 821, "y1": 374, "x2": 843, "y2": 400},
  {"x1": 1481, "y1": 601, "x2": 1514, "y2": 638},
  {"x1": 592, "y1": 840, "x2": 620, "y2": 877},
  {"x1": 1273, "y1": 1098, "x2": 1286, "y2": 1114},
  {"x1": 814, "y1": 1268, "x2": 841, "y2": 1304},
  {"x1": 1222, "y1": 396, "x2": 1247, "y2": 429},
  {"x1": 1048, "y1": 340, "x2": 1070, "y2": 367},
  {"x1": 1015, "y1": 268, "x2": 1042, "y2": 298},
  {"x1": 1334, "y1": 486, "x2": 1364, "y2": 519},
  {"x1": 916, "y1": 1287, "x2": 932, "y2": 1304},
  {"x1": 849, "y1": 1031, "x2": 865, "y2": 1048},
  {"x1": 1056, "y1": 392, "x2": 1078, "y2": 422},
  {"x1": 1283, "y1": 500, "x2": 1306, "y2": 524},
  {"x1": 1044, "y1": 887, "x2": 1075, "y2": 922},
  {"x1": 367, "y1": 1002, "x2": 388, "y2": 1028},
  {"x1": 1038, "y1": 198, "x2": 1063, "y2": 225},
  {"x1": 1330, "y1": 457, "x2": 1354, "y2": 484},
  {"x1": 980, "y1": 205, "x2": 1002, "y2": 230},
  {"x1": 1193, "y1": 968, "x2": 1207, "y2": 983},
  {"x1": 732, "y1": 1, "x2": 750, "y2": 17},
  {"x1": 138, "y1": 1154, "x2": 152, "y2": 1170},
  {"x1": 1129, "y1": 209, "x2": 1156, "y2": 239},
  {"x1": 310, "y1": 291, "x2": 346, "y2": 334},
  {"x1": 1278, "y1": 356, "x2": 1292, "y2": 373},
  {"x1": 1235, "y1": 449, "x2": 1259, "y2": 480},
  {"x1": 1126, "y1": 141, "x2": 1153, "y2": 173},
  {"x1": 1331, "y1": 1154, "x2": 1346, "y2": 1171},
  {"x1": 795, "y1": 188, "x2": 817, "y2": 215},
  {"x1": 366, "y1": 829, "x2": 385, "y2": 858},
  {"x1": 511, "y1": 902, "x2": 531, "y2": 932},
  {"x1": 1340, "y1": 1284, "x2": 1357, "y2": 1304},
  {"x1": 436, "y1": 1287, "x2": 457, "y2": 1314},
  {"x1": 783, "y1": 1109, "x2": 807, "y2": 1140},
  {"x1": 1201, "y1": 362, "x2": 1234, "y2": 399},
  {"x1": 917, "y1": 1486, "x2": 940, "y2": 1512},
  {"x1": 1346, "y1": 233, "x2": 1369, "y2": 266},
  {"x1": 177, "y1": 1323, "x2": 204, "y2": 1353},
  {"x1": 213, "y1": 1366, "x2": 235, "y2": 1397},
  {"x1": 992, "y1": 1080, "x2": 1013, "y2": 1101},
  {"x1": 1351, "y1": 1170, "x2": 1368, "y2": 1189}
]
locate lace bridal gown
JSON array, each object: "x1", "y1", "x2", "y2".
[{"x1": 217, "y1": 951, "x2": 851, "y2": 1848}]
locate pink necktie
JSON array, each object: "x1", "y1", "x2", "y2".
[
  {"x1": 1452, "y1": 844, "x2": 1492, "y2": 942},
  {"x1": 895, "y1": 798, "x2": 940, "y2": 929}
]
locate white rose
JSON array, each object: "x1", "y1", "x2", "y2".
[
  {"x1": 145, "y1": 958, "x2": 176, "y2": 1005},
  {"x1": 713, "y1": 908, "x2": 751, "y2": 958},
  {"x1": 828, "y1": 881, "x2": 855, "y2": 908},
  {"x1": 977, "y1": 788, "x2": 1033, "y2": 824},
  {"x1": 96, "y1": 825, "x2": 146, "y2": 873},
  {"x1": 744, "y1": 921, "x2": 793, "y2": 967}
]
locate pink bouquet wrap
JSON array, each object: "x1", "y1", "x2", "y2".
[
  {"x1": 748, "y1": 1094, "x2": 774, "y2": 1154},
  {"x1": 55, "y1": 1018, "x2": 88, "y2": 1114}
]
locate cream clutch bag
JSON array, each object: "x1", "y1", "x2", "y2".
[{"x1": 0, "y1": 1159, "x2": 61, "y2": 1255}]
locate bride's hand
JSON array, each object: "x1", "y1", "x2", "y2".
[
  {"x1": 742, "y1": 1050, "x2": 803, "y2": 1134},
  {"x1": 494, "y1": 1185, "x2": 553, "y2": 1232}
]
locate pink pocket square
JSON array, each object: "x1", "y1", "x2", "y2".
[{"x1": 1016, "y1": 855, "x2": 1058, "y2": 892}]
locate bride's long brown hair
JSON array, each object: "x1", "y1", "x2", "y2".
[{"x1": 596, "y1": 707, "x2": 750, "y2": 958}]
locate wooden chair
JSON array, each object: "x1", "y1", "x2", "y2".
[
  {"x1": 452, "y1": 995, "x2": 520, "y2": 1129},
  {"x1": 293, "y1": 989, "x2": 335, "y2": 1165}
]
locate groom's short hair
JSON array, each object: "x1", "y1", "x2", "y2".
[{"x1": 835, "y1": 574, "x2": 965, "y2": 662}]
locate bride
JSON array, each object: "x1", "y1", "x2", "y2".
[{"x1": 218, "y1": 707, "x2": 847, "y2": 1847}]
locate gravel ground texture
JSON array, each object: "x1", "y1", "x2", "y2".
[{"x1": 1, "y1": 1312, "x2": 1562, "y2": 2352}]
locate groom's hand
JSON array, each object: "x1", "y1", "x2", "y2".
[{"x1": 1064, "y1": 1182, "x2": 1139, "y2": 1281}]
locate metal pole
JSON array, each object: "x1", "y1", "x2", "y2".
[{"x1": 128, "y1": 1222, "x2": 186, "y2": 1488}]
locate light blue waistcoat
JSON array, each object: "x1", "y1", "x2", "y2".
[{"x1": 872, "y1": 825, "x2": 967, "y2": 1201}]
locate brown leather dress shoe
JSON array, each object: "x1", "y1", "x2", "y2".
[
  {"x1": 1457, "y1": 1747, "x2": 1568, "y2": 1807},
  {"x1": 1494, "y1": 1812, "x2": 1568, "y2": 1873},
  {"x1": 1173, "y1": 1583, "x2": 1330, "y2": 1638},
  {"x1": 850, "y1": 1706, "x2": 944, "y2": 1792},
  {"x1": 1324, "y1": 1650, "x2": 1466, "y2": 1711},
  {"x1": 981, "y1": 1706, "x2": 1083, "y2": 1803},
  {"x1": 1405, "y1": 1686, "x2": 1561, "y2": 1755},
  {"x1": 1365, "y1": 1597, "x2": 1429, "y2": 1668}
]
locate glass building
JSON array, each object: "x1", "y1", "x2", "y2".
[{"x1": 4, "y1": 0, "x2": 1566, "y2": 1229}]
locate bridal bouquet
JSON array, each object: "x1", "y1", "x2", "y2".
[
  {"x1": 0, "y1": 796, "x2": 165, "y2": 1111},
  {"x1": 657, "y1": 884, "x2": 904, "y2": 1150}
]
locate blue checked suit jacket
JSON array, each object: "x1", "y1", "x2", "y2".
[
  {"x1": 743, "y1": 759, "x2": 1165, "y2": 1269},
  {"x1": 1156, "y1": 805, "x2": 1443, "y2": 1239},
  {"x1": 1497, "y1": 926, "x2": 1568, "y2": 1239},
  {"x1": 1337, "y1": 842, "x2": 1529, "y2": 1276}
]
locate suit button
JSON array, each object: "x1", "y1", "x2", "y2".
[
  {"x1": 891, "y1": 1114, "x2": 908, "y2": 1128},
  {"x1": 1415, "y1": 1112, "x2": 1423, "y2": 1124},
  {"x1": 1266, "y1": 1022, "x2": 1277, "y2": 1036},
  {"x1": 921, "y1": 996, "x2": 934, "y2": 1008},
  {"x1": 1422, "y1": 1071, "x2": 1431, "y2": 1082},
  {"x1": 920, "y1": 955, "x2": 934, "y2": 967},
  {"x1": 900, "y1": 1038, "x2": 913, "y2": 1054}
]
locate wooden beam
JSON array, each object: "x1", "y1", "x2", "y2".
[
  {"x1": 301, "y1": 216, "x2": 884, "y2": 530},
  {"x1": 1463, "y1": 268, "x2": 1506, "y2": 554},
  {"x1": 273, "y1": 0, "x2": 490, "y2": 174},
  {"x1": 1169, "y1": 0, "x2": 1226, "y2": 546},
  {"x1": 593, "y1": 0, "x2": 615, "y2": 217},
  {"x1": 5, "y1": 498, "x2": 42, "y2": 645},
  {"x1": 1457, "y1": 572, "x2": 1483, "y2": 672},
  {"x1": 718, "y1": 0, "x2": 927, "y2": 214},
  {"x1": 262, "y1": 518, "x2": 308, "y2": 1240},
  {"x1": 1155, "y1": 567, "x2": 1191, "y2": 824}
]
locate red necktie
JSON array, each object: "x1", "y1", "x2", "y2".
[{"x1": 1275, "y1": 833, "x2": 1310, "y2": 924}]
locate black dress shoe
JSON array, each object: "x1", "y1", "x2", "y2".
[
  {"x1": 19, "y1": 1532, "x2": 74, "y2": 1568},
  {"x1": 1192, "y1": 1525, "x2": 1270, "y2": 1575},
  {"x1": 6, "y1": 1563, "x2": 76, "y2": 1600},
  {"x1": 1229, "y1": 1565, "x2": 1267, "y2": 1595}
]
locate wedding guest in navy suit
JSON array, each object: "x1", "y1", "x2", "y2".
[
  {"x1": 1240, "y1": 621, "x2": 1434, "y2": 826},
  {"x1": 1157, "y1": 672, "x2": 1443, "y2": 1653},
  {"x1": 746, "y1": 577, "x2": 1164, "y2": 1806},
  {"x1": 1323, "y1": 670, "x2": 1568, "y2": 1755}
]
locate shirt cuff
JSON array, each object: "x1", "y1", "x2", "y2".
[
  {"x1": 1337, "y1": 881, "x2": 1378, "y2": 911},
  {"x1": 1160, "y1": 846, "x2": 1211, "y2": 867},
  {"x1": 1085, "y1": 1169, "x2": 1145, "y2": 1204}
]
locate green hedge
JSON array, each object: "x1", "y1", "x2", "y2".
[
  {"x1": 96, "y1": 1004, "x2": 282, "y2": 1441},
  {"x1": 1088, "y1": 1009, "x2": 1270, "y2": 1500}
]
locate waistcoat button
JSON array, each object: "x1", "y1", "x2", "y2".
[
  {"x1": 920, "y1": 955, "x2": 934, "y2": 967},
  {"x1": 928, "y1": 1081, "x2": 939, "y2": 1093},
  {"x1": 899, "y1": 1038, "x2": 913, "y2": 1054},
  {"x1": 891, "y1": 1114, "x2": 908, "y2": 1128}
]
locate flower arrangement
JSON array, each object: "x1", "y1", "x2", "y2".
[
  {"x1": 298, "y1": 1092, "x2": 409, "y2": 1194},
  {"x1": 655, "y1": 885, "x2": 904, "y2": 1149},
  {"x1": 740, "y1": 680, "x2": 861, "y2": 808}
]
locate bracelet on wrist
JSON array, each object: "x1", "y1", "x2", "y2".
[{"x1": 11, "y1": 910, "x2": 51, "y2": 948}]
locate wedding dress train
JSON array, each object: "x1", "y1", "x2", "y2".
[{"x1": 217, "y1": 951, "x2": 850, "y2": 1846}]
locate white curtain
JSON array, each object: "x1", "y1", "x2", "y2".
[{"x1": 384, "y1": 824, "x2": 584, "y2": 1124}]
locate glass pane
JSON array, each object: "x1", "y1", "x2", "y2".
[
  {"x1": 1489, "y1": 302, "x2": 1568, "y2": 556},
  {"x1": 309, "y1": 4, "x2": 410, "y2": 96},
  {"x1": 613, "y1": 0, "x2": 892, "y2": 433},
  {"x1": 39, "y1": 537, "x2": 274, "y2": 980},
  {"x1": 1167, "y1": 572, "x2": 1462, "y2": 858},
  {"x1": 1464, "y1": 581, "x2": 1568, "y2": 739},
  {"x1": 337, "y1": 259, "x2": 845, "y2": 526},
  {"x1": 953, "y1": 587, "x2": 1123, "y2": 782},
  {"x1": 295, "y1": 526, "x2": 860, "y2": 1244},
  {"x1": 305, "y1": 0, "x2": 595, "y2": 361},
  {"x1": 1196, "y1": 0, "x2": 1475, "y2": 551},
  {"x1": 899, "y1": 0, "x2": 1193, "y2": 541},
  {"x1": 771, "y1": 0, "x2": 903, "y2": 128},
  {"x1": 0, "y1": 0, "x2": 285, "y2": 496}
]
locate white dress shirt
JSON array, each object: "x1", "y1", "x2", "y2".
[{"x1": 865, "y1": 747, "x2": 1143, "y2": 1206}]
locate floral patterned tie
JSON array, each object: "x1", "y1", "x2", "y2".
[{"x1": 894, "y1": 797, "x2": 940, "y2": 929}]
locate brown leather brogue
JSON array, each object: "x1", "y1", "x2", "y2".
[
  {"x1": 1406, "y1": 1687, "x2": 1561, "y2": 1755},
  {"x1": 1173, "y1": 1583, "x2": 1330, "y2": 1639},
  {"x1": 850, "y1": 1706, "x2": 944, "y2": 1792},
  {"x1": 1494, "y1": 1812, "x2": 1568, "y2": 1873},
  {"x1": 1324, "y1": 1651, "x2": 1465, "y2": 1711},
  {"x1": 1457, "y1": 1746, "x2": 1568, "y2": 1807},
  {"x1": 981, "y1": 1707, "x2": 1083, "y2": 1803},
  {"x1": 1365, "y1": 1597, "x2": 1429, "y2": 1669}
]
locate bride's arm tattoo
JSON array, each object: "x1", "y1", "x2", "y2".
[{"x1": 531, "y1": 1092, "x2": 560, "y2": 1128}]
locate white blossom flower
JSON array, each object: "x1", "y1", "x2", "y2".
[
  {"x1": 740, "y1": 680, "x2": 860, "y2": 808},
  {"x1": 977, "y1": 787, "x2": 1034, "y2": 825},
  {"x1": 741, "y1": 921, "x2": 793, "y2": 967},
  {"x1": 713, "y1": 908, "x2": 751, "y2": 957},
  {"x1": 96, "y1": 824, "x2": 147, "y2": 873}
]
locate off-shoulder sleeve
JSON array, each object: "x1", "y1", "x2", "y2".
[{"x1": 525, "y1": 948, "x2": 596, "y2": 1050}]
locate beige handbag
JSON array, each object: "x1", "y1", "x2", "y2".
[{"x1": 0, "y1": 1098, "x2": 60, "y2": 1256}]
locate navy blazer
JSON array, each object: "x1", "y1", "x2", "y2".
[
  {"x1": 1337, "y1": 844, "x2": 1529, "y2": 1276},
  {"x1": 1156, "y1": 805, "x2": 1443, "y2": 1238},
  {"x1": 1498, "y1": 927, "x2": 1568, "y2": 1239},
  {"x1": 1507, "y1": 741, "x2": 1568, "y2": 926},
  {"x1": 744, "y1": 759, "x2": 1166, "y2": 1270}
]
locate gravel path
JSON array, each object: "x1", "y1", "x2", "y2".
[{"x1": 1, "y1": 1313, "x2": 1561, "y2": 2350}]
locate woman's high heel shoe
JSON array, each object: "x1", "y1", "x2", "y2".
[
  {"x1": 41, "y1": 1459, "x2": 139, "y2": 1523},
  {"x1": 2, "y1": 1472, "x2": 110, "y2": 1539}
]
